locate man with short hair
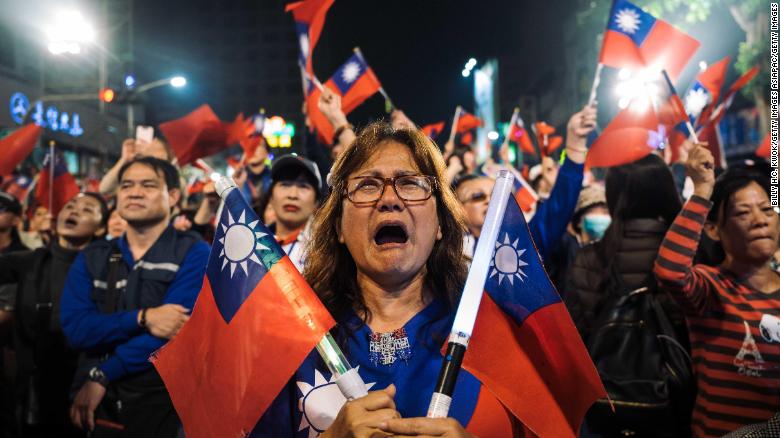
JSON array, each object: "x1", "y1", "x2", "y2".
[{"x1": 61, "y1": 156, "x2": 209, "y2": 437}]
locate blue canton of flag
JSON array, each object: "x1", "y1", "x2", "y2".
[
  {"x1": 331, "y1": 53, "x2": 368, "y2": 95},
  {"x1": 484, "y1": 191, "x2": 561, "y2": 323},
  {"x1": 295, "y1": 22, "x2": 310, "y2": 67},
  {"x1": 607, "y1": 0, "x2": 655, "y2": 44},
  {"x1": 42, "y1": 152, "x2": 69, "y2": 177},
  {"x1": 684, "y1": 82, "x2": 710, "y2": 122},
  {"x1": 207, "y1": 188, "x2": 286, "y2": 323}
]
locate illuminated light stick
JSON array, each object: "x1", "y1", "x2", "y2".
[
  {"x1": 353, "y1": 47, "x2": 394, "y2": 113},
  {"x1": 588, "y1": 63, "x2": 604, "y2": 107},
  {"x1": 447, "y1": 106, "x2": 463, "y2": 145},
  {"x1": 427, "y1": 170, "x2": 515, "y2": 418},
  {"x1": 47, "y1": 140, "x2": 55, "y2": 214},
  {"x1": 213, "y1": 175, "x2": 369, "y2": 400}
]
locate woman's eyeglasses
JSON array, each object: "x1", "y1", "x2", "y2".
[{"x1": 345, "y1": 175, "x2": 437, "y2": 204}]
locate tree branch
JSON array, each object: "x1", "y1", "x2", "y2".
[{"x1": 729, "y1": 4, "x2": 751, "y2": 34}]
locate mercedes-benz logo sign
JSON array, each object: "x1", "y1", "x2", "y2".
[{"x1": 9, "y1": 92, "x2": 29, "y2": 125}]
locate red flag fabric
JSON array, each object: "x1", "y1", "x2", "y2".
[
  {"x1": 160, "y1": 105, "x2": 237, "y2": 165},
  {"x1": 463, "y1": 192, "x2": 605, "y2": 437},
  {"x1": 307, "y1": 53, "x2": 383, "y2": 144},
  {"x1": 509, "y1": 118, "x2": 536, "y2": 155},
  {"x1": 421, "y1": 122, "x2": 445, "y2": 139},
  {"x1": 598, "y1": 0, "x2": 699, "y2": 81},
  {"x1": 697, "y1": 57, "x2": 730, "y2": 102},
  {"x1": 514, "y1": 174, "x2": 539, "y2": 213},
  {"x1": 285, "y1": 0, "x2": 334, "y2": 76},
  {"x1": 706, "y1": 65, "x2": 760, "y2": 127},
  {"x1": 35, "y1": 152, "x2": 79, "y2": 217},
  {"x1": 0, "y1": 174, "x2": 33, "y2": 202},
  {"x1": 0, "y1": 124, "x2": 42, "y2": 176},
  {"x1": 456, "y1": 111, "x2": 483, "y2": 134},
  {"x1": 460, "y1": 132, "x2": 474, "y2": 146},
  {"x1": 587, "y1": 107, "x2": 662, "y2": 168},
  {"x1": 757, "y1": 133, "x2": 771, "y2": 159},
  {"x1": 697, "y1": 121, "x2": 727, "y2": 169},
  {"x1": 152, "y1": 188, "x2": 335, "y2": 438}
]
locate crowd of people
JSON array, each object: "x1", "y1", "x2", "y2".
[{"x1": 0, "y1": 84, "x2": 777, "y2": 438}]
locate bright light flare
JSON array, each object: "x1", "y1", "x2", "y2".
[
  {"x1": 487, "y1": 131, "x2": 499, "y2": 141},
  {"x1": 462, "y1": 69, "x2": 470, "y2": 78},
  {"x1": 170, "y1": 76, "x2": 187, "y2": 87},
  {"x1": 615, "y1": 68, "x2": 661, "y2": 114},
  {"x1": 210, "y1": 172, "x2": 221, "y2": 182},
  {"x1": 699, "y1": 61, "x2": 708, "y2": 71},
  {"x1": 46, "y1": 10, "x2": 94, "y2": 55}
]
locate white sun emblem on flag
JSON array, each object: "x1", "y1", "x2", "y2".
[
  {"x1": 341, "y1": 62, "x2": 361, "y2": 84},
  {"x1": 218, "y1": 209, "x2": 269, "y2": 278},
  {"x1": 488, "y1": 233, "x2": 529, "y2": 286},
  {"x1": 297, "y1": 369, "x2": 375, "y2": 438},
  {"x1": 299, "y1": 34, "x2": 310, "y2": 57},
  {"x1": 615, "y1": 8, "x2": 641, "y2": 34},
  {"x1": 685, "y1": 88, "x2": 709, "y2": 117}
]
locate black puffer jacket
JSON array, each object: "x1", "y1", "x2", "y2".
[{"x1": 563, "y1": 218, "x2": 688, "y2": 342}]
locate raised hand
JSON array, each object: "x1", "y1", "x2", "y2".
[{"x1": 685, "y1": 142, "x2": 715, "y2": 199}]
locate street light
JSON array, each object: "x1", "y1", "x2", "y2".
[
  {"x1": 170, "y1": 76, "x2": 187, "y2": 88},
  {"x1": 46, "y1": 10, "x2": 95, "y2": 55},
  {"x1": 127, "y1": 76, "x2": 188, "y2": 134}
]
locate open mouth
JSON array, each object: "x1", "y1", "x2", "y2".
[
  {"x1": 374, "y1": 224, "x2": 409, "y2": 246},
  {"x1": 64, "y1": 217, "x2": 78, "y2": 227}
]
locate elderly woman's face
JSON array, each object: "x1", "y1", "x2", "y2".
[{"x1": 339, "y1": 141, "x2": 441, "y2": 285}]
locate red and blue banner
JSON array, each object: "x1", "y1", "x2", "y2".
[
  {"x1": 586, "y1": 106, "x2": 662, "y2": 168},
  {"x1": 153, "y1": 187, "x2": 335, "y2": 438},
  {"x1": 421, "y1": 121, "x2": 445, "y2": 139},
  {"x1": 35, "y1": 152, "x2": 79, "y2": 217},
  {"x1": 285, "y1": 0, "x2": 334, "y2": 76},
  {"x1": 455, "y1": 110, "x2": 483, "y2": 134},
  {"x1": 463, "y1": 191, "x2": 605, "y2": 437},
  {"x1": 599, "y1": 0, "x2": 699, "y2": 80}
]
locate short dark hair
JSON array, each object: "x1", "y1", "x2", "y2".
[
  {"x1": 708, "y1": 166, "x2": 771, "y2": 224},
  {"x1": 452, "y1": 173, "x2": 484, "y2": 193},
  {"x1": 118, "y1": 156, "x2": 180, "y2": 190}
]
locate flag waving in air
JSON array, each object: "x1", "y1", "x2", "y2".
[
  {"x1": 599, "y1": 0, "x2": 699, "y2": 80},
  {"x1": 152, "y1": 184, "x2": 335, "y2": 438},
  {"x1": 0, "y1": 124, "x2": 42, "y2": 176},
  {"x1": 421, "y1": 121, "x2": 445, "y2": 139},
  {"x1": 307, "y1": 52, "x2": 383, "y2": 144},
  {"x1": 463, "y1": 189, "x2": 605, "y2": 436},
  {"x1": 35, "y1": 151, "x2": 80, "y2": 217},
  {"x1": 455, "y1": 110, "x2": 483, "y2": 134},
  {"x1": 587, "y1": 105, "x2": 662, "y2": 168},
  {"x1": 286, "y1": 0, "x2": 334, "y2": 76},
  {"x1": 685, "y1": 57, "x2": 730, "y2": 125},
  {"x1": 508, "y1": 115, "x2": 536, "y2": 155}
]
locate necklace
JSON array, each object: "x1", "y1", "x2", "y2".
[{"x1": 368, "y1": 328, "x2": 412, "y2": 366}]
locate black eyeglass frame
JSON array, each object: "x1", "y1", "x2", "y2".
[{"x1": 343, "y1": 175, "x2": 439, "y2": 205}]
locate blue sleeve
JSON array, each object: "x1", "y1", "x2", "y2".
[
  {"x1": 99, "y1": 241, "x2": 210, "y2": 381},
  {"x1": 60, "y1": 253, "x2": 141, "y2": 349},
  {"x1": 528, "y1": 157, "x2": 584, "y2": 261}
]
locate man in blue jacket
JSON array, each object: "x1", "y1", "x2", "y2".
[{"x1": 60, "y1": 156, "x2": 210, "y2": 437}]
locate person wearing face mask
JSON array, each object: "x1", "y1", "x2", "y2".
[{"x1": 0, "y1": 193, "x2": 108, "y2": 437}]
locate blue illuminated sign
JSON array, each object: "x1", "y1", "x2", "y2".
[{"x1": 8, "y1": 92, "x2": 84, "y2": 137}]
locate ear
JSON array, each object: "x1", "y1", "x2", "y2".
[
  {"x1": 436, "y1": 224, "x2": 443, "y2": 241},
  {"x1": 168, "y1": 188, "x2": 182, "y2": 207},
  {"x1": 703, "y1": 222, "x2": 720, "y2": 242},
  {"x1": 337, "y1": 220, "x2": 345, "y2": 243}
]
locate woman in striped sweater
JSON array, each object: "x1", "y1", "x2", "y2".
[{"x1": 654, "y1": 144, "x2": 780, "y2": 437}]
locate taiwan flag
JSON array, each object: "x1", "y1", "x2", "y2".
[
  {"x1": 325, "y1": 52, "x2": 382, "y2": 114},
  {"x1": 463, "y1": 190, "x2": 605, "y2": 436},
  {"x1": 455, "y1": 110, "x2": 483, "y2": 134},
  {"x1": 35, "y1": 152, "x2": 79, "y2": 217},
  {"x1": 599, "y1": 0, "x2": 699, "y2": 81},
  {"x1": 0, "y1": 124, "x2": 42, "y2": 176},
  {"x1": 285, "y1": 0, "x2": 334, "y2": 76},
  {"x1": 159, "y1": 105, "x2": 237, "y2": 165},
  {"x1": 685, "y1": 57, "x2": 730, "y2": 126},
  {"x1": 513, "y1": 173, "x2": 539, "y2": 213},
  {"x1": 421, "y1": 121, "x2": 445, "y2": 139},
  {"x1": 307, "y1": 53, "x2": 383, "y2": 144},
  {"x1": 508, "y1": 116, "x2": 536, "y2": 155},
  {"x1": 152, "y1": 186, "x2": 335, "y2": 438},
  {"x1": 587, "y1": 106, "x2": 663, "y2": 168}
]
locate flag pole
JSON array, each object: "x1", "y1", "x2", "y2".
[
  {"x1": 587, "y1": 63, "x2": 603, "y2": 107},
  {"x1": 500, "y1": 107, "x2": 520, "y2": 152},
  {"x1": 427, "y1": 170, "x2": 515, "y2": 418},
  {"x1": 353, "y1": 47, "x2": 394, "y2": 112},
  {"x1": 47, "y1": 140, "x2": 55, "y2": 214},
  {"x1": 214, "y1": 176, "x2": 369, "y2": 400},
  {"x1": 447, "y1": 106, "x2": 462, "y2": 145}
]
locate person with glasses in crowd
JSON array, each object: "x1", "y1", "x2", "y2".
[{"x1": 253, "y1": 122, "x2": 528, "y2": 437}]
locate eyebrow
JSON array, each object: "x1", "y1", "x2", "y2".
[
  {"x1": 121, "y1": 178, "x2": 160, "y2": 184},
  {"x1": 354, "y1": 169, "x2": 420, "y2": 178}
]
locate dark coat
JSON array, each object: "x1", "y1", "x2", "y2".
[{"x1": 563, "y1": 218, "x2": 688, "y2": 342}]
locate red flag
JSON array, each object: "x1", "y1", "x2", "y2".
[
  {"x1": 456, "y1": 111, "x2": 483, "y2": 134},
  {"x1": 706, "y1": 65, "x2": 760, "y2": 126},
  {"x1": 421, "y1": 122, "x2": 445, "y2": 139},
  {"x1": 159, "y1": 105, "x2": 236, "y2": 165},
  {"x1": 509, "y1": 118, "x2": 536, "y2": 155},
  {"x1": 598, "y1": 0, "x2": 699, "y2": 80},
  {"x1": 0, "y1": 124, "x2": 42, "y2": 176},
  {"x1": 514, "y1": 174, "x2": 539, "y2": 213},
  {"x1": 285, "y1": 0, "x2": 334, "y2": 76},
  {"x1": 152, "y1": 188, "x2": 335, "y2": 437},
  {"x1": 697, "y1": 121, "x2": 727, "y2": 168},
  {"x1": 534, "y1": 122, "x2": 564, "y2": 156},
  {"x1": 0, "y1": 174, "x2": 33, "y2": 202},
  {"x1": 306, "y1": 87, "x2": 335, "y2": 144},
  {"x1": 35, "y1": 152, "x2": 79, "y2": 217},
  {"x1": 460, "y1": 132, "x2": 474, "y2": 145},
  {"x1": 464, "y1": 193, "x2": 605, "y2": 437},
  {"x1": 693, "y1": 57, "x2": 730, "y2": 125},
  {"x1": 757, "y1": 133, "x2": 771, "y2": 159},
  {"x1": 587, "y1": 107, "x2": 662, "y2": 168}
]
